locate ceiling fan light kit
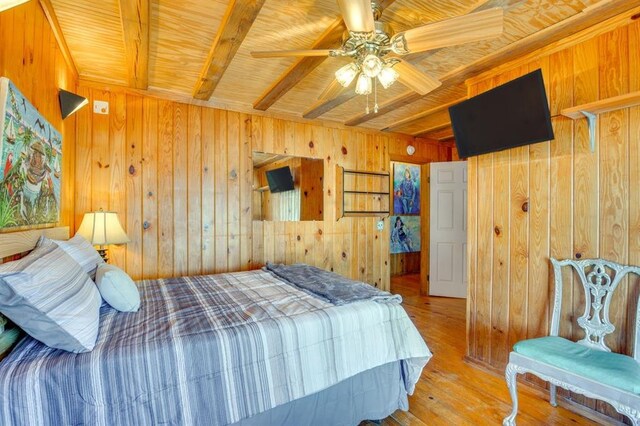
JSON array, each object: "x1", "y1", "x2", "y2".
[
  {"x1": 251, "y1": 1, "x2": 504, "y2": 115},
  {"x1": 335, "y1": 62, "x2": 360, "y2": 87},
  {"x1": 378, "y1": 65, "x2": 399, "y2": 89},
  {"x1": 355, "y1": 73, "x2": 373, "y2": 95}
]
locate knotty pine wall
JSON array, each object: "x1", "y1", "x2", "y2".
[
  {"x1": 0, "y1": 1, "x2": 77, "y2": 232},
  {"x1": 390, "y1": 252, "x2": 420, "y2": 276},
  {"x1": 74, "y1": 84, "x2": 449, "y2": 290},
  {"x1": 466, "y1": 20, "x2": 640, "y2": 421}
]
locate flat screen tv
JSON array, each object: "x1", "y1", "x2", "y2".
[
  {"x1": 449, "y1": 69, "x2": 554, "y2": 158},
  {"x1": 266, "y1": 166, "x2": 295, "y2": 193}
]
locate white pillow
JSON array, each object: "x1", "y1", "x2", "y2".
[
  {"x1": 52, "y1": 234, "x2": 104, "y2": 281},
  {"x1": 95, "y1": 264, "x2": 140, "y2": 312}
]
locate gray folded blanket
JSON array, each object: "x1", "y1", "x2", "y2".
[{"x1": 265, "y1": 262, "x2": 402, "y2": 305}]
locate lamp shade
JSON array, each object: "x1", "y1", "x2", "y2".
[
  {"x1": 59, "y1": 89, "x2": 88, "y2": 119},
  {"x1": 77, "y1": 211, "x2": 130, "y2": 245},
  {"x1": 0, "y1": 0, "x2": 29, "y2": 12}
]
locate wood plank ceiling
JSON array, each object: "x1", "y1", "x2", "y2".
[{"x1": 49, "y1": 0, "x2": 638, "y2": 139}]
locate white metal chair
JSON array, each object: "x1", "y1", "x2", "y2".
[{"x1": 503, "y1": 258, "x2": 640, "y2": 425}]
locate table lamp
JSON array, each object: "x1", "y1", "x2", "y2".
[{"x1": 76, "y1": 210, "x2": 130, "y2": 262}]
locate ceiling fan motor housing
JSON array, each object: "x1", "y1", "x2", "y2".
[{"x1": 342, "y1": 20, "x2": 393, "y2": 58}]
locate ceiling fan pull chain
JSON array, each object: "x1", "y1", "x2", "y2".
[
  {"x1": 366, "y1": 93, "x2": 370, "y2": 115},
  {"x1": 374, "y1": 79, "x2": 379, "y2": 114}
]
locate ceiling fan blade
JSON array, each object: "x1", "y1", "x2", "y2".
[
  {"x1": 393, "y1": 8, "x2": 504, "y2": 54},
  {"x1": 394, "y1": 60, "x2": 441, "y2": 95},
  {"x1": 251, "y1": 49, "x2": 335, "y2": 58},
  {"x1": 337, "y1": 0, "x2": 375, "y2": 34}
]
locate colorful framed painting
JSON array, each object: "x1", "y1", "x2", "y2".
[
  {"x1": 393, "y1": 162, "x2": 420, "y2": 215},
  {"x1": 390, "y1": 215, "x2": 421, "y2": 254},
  {"x1": 0, "y1": 77, "x2": 61, "y2": 230}
]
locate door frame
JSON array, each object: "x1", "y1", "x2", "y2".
[{"x1": 388, "y1": 155, "x2": 433, "y2": 296}]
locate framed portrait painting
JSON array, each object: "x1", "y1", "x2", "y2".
[
  {"x1": 0, "y1": 77, "x2": 62, "y2": 230},
  {"x1": 390, "y1": 215, "x2": 420, "y2": 254},
  {"x1": 393, "y1": 162, "x2": 420, "y2": 215}
]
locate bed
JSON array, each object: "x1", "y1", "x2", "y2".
[{"x1": 0, "y1": 227, "x2": 431, "y2": 425}]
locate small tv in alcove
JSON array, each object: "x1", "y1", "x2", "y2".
[
  {"x1": 449, "y1": 69, "x2": 554, "y2": 158},
  {"x1": 266, "y1": 166, "x2": 295, "y2": 193}
]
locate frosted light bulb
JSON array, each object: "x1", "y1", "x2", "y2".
[{"x1": 335, "y1": 63, "x2": 359, "y2": 88}]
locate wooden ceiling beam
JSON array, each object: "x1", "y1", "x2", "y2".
[
  {"x1": 193, "y1": 0, "x2": 267, "y2": 101},
  {"x1": 39, "y1": 0, "x2": 78, "y2": 78},
  {"x1": 253, "y1": 19, "x2": 346, "y2": 111},
  {"x1": 347, "y1": 0, "x2": 640, "y2": 127},
  {"x1": 303, "y1": 86, "x2": 358, "y2": 119},
  {"x1": 415, "y1": 123, "x2": 454, "y2": 140},
  {"x1": 118, "y1": 0, "x2": 149, "y2": 89},
  {"x1": 383, "y1": 97, "x2": 466, "y2": 132},
  {"x1": 263, "y1": 0, "x2": 398, "y2": 115}
]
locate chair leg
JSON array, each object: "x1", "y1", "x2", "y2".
[
  {"x1": 503, "y1": 363, "x2": 520, "y2": 426},
  {"x1": 549, "y1": 384, "x2": 557, "y2": 407}
]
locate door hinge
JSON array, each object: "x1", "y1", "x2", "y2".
[{"x1": 427, "y1": 274, "x2": 430, "y2": 281}]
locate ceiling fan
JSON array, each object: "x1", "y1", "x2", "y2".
[{"x1": 252, "y1": 0, "x2": 504, "y2": 113}]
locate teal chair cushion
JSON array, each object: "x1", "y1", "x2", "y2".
[{"x1": 514, "y1": 336, "x2": 640, "y2": 395}]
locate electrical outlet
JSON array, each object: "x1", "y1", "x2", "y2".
[
  {"x1": 376, "y1": 220, "x2": 384, "y2": 231},
  {"x1": 93, "y1": 100, "x2": 109, "y2": 115}
]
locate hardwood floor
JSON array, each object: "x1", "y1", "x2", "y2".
[{"x1": 383, "y1": 274, "x2": 602, "y2": 426}]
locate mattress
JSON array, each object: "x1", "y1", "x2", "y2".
[{"x1": 0, "y1": 269, "x2": 431, "y2": 425}]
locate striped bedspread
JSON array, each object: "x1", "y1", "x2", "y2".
[{"x1": 0, "y1": 270, "x2": 431, "y2": 425}]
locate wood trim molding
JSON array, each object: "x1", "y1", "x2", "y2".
[
  {"x1": 38, "y1": 0, "x2": 78, "y2": 78},
  {"x1": 193, "y1": 0, "x2": 266, "y2": 100},
  {"x1": 0, "y1": 227, "x2": 69, "y2": 259},
  {"x1": 252, "y1": 19, "x2": 346, "y2": 111},
  {"x1": 346, "y1": 0, "x2": 640, "y2": 127},
  {"x1": 118, "y1": 0, "x2": 149, "y2": 89}
]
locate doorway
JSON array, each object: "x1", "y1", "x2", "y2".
[{"x1": 389, "y1": 160, "x2": 424, "y2": 284}]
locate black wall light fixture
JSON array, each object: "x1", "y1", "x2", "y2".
[{"x1": 59, "y1": 89, "x2": 88, "y2": 119}]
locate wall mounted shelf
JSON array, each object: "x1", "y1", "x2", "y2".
[
  {"x1": 336, "y1": 165, "x2": 390, "y2": 220},
  {"x1": 560, "y1": 90, "x2": 640, "y2": 152}
]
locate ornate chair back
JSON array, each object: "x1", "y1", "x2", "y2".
[{"x1": 550, "y1": 258, "x2": 640, "y2": 362}]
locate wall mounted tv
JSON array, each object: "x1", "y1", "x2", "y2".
[
  {"x1": 266, "y1": 166, "x2": 295, "y2": 193},
  {"x1": 449, "y1": 69, "x2": 554, "y2": 158}
]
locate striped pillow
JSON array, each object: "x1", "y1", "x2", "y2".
[
  {"x1": 52, "y1": 234, "x2": 105, "y2": 281},
  {"x1": 0, "y1": 237, "x2": 102, "y2": 353}
]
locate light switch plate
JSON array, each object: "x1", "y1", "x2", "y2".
[
  {"x1": 93, "y1": 100, "x2": 109, "y2": 114},
  {"x1": 376, "y1": 220, "x2": 384, "y2": 231}
]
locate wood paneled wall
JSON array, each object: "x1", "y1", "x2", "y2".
[
  {"x1": 466, "y1": 20, "x2": 640, "y2": 422},
  {"x1": 74, "y1": 85, "x2": 448, "y2": 290},
  {"x1": 390, "y1": 252, "x2": 420, "y2": 276},
  {"x1": 0, "y1": 1, "x2": 77, "y2": 231}
]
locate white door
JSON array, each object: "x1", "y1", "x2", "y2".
[{"x1": 429, "y1": 161, "x2": 467, "y2": 298}]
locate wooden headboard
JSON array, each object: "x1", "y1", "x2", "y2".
[{"x1": 0, "y1": 226, "x2": 69, "y2": 260}]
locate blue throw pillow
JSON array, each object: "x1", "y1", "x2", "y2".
[{"x1": 95, "y1": 264, "x2": 141, "y2": 312}]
